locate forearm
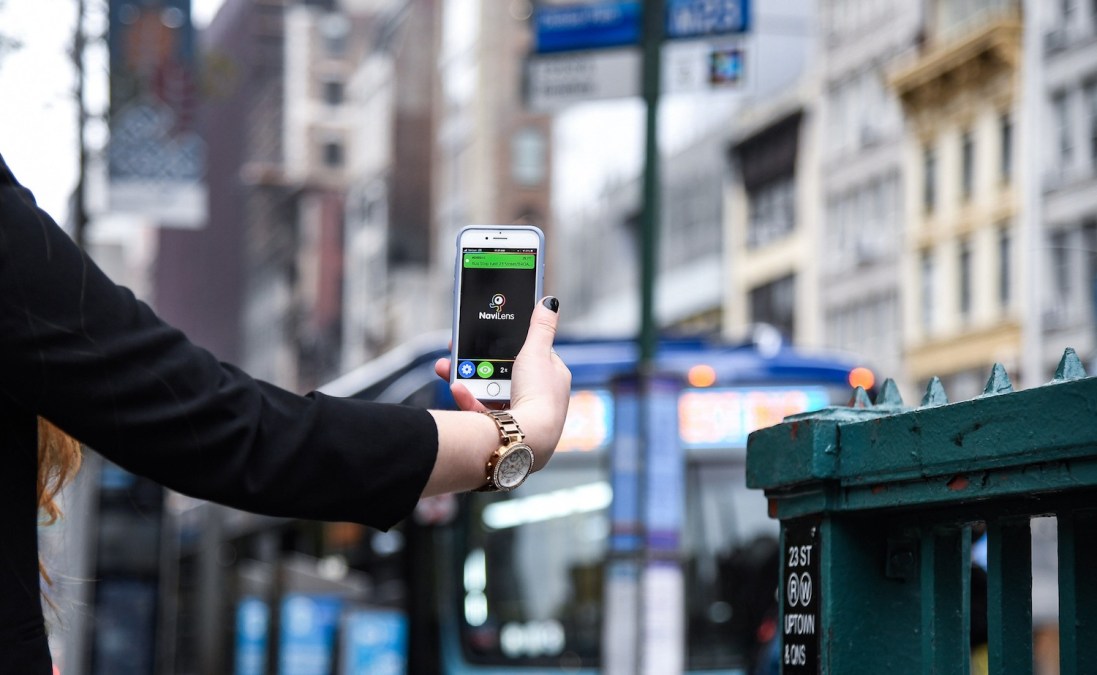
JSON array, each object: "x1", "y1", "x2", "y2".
[
  {"x1": 0, "y1": 163, "x2": 439, "y2": 529},
  {"x1": 422, "y1": 409, "x2": 499, "y2": 496}
]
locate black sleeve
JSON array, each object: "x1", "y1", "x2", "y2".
[{"x1": 0, "y1": 155, "x2": 438, "y2": 530}]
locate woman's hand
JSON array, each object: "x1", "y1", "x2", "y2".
[{"x1": 434, "y1": 296, "x2": 571, "y2": 471}]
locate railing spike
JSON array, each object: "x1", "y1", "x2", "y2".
[
  {"x1": 1054, "y1": 347, "x2": 1087, "y2": 381},
  {"x1": 875, "y1": 378, "x2": 904, "y2": 407},
  {"x1": 849, "y1": 386, "x2": 872, "y2": 409},
  {"x1": 982, "y1": 363, "x2": 1014, "y2": 396},
  {"x1": 921, "y1": 376, "x2": 948, "y2": 407}
]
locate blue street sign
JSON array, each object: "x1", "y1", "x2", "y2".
[
  {"x1": 534, "y1": 1, "x2": 642, "y2": 54},
  {"x1": 235, "y1": 598, "x2": 270, "y2": 675},
  {"x1": 278, "y1": 595, "x2": 343, "y2": 675},
  {"x1": 666, "y1": 0, "x2": 751, "y2": 40},
  {"x1": 341, "y1": 610, "x2": 408, "y2": 675}
]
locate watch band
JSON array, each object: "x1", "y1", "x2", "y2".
[{"x1": 484, "y1": 410, "x2": 524, "y2": 445}]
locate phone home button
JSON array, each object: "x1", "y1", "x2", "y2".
[{"x1": 486, "y1": 382, "x2": 501, "y2": 397}]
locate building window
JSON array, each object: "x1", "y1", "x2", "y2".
[
  {"x1": 1063, "y1": 0, "x2": 1078, "y2": 25},
  {"x1": 320, "y1": 13, "x2": 350, "y2": 57},
  {"x1": 747, "y1": 176, "x2": 796, "y2": 248},
  {"x1": 959, "y1": 239, "x2": 972, "y2": 319},
  {"x1": 961, "y1": 130, "x2": 974, "y2": 201},
  {"x1": 511, "y1": 127, "x2": 546, "y2": 187},
  {"x1": 1054, "y1": 91, "x2": 1073, "y2": 166},
  {"x1": 998, "y1": 226, "x2": 1012, "y2": 309},
  {"x1": 323, "y1": 140, "x2": 344, "y2": 167},
  {"x1": 1000, "y1": 113, "x2": 1013, "y2": 184},
  {"x1": 323, "y1": 80, "x2": 344, "y2": 106},
  {"x1": 1051, "y1": 230, "x2": 1071, "y2": 297},
  {"x1": 1085, "y1": 221, "x2": 1097, "y2": 319},
  {"x1": 749, "y1": 275, "x2": 796, "y2": 340},
  {"x1": 1085, "y1": 80, "x2": 1097, "y2": 169},
  {"x1": 921, "y1": 250, "x2": 934, "y2": 333},
  {"x1": 923, "y1": 145, "x2": 937, "y2": 214}
]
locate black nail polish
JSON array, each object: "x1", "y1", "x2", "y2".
[{"x1": 542, "y1": 296, "x2": 559, "y2": 312}]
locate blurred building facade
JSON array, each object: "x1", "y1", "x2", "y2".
[
  {"x1": 560, "y1": 2, "x2": 819, "y2": 339},
  {"x1": 724, "y1": 90, "x2": 821, "y2": 346},
  {"x1": 432, "y1": 0, "x2": 554, "y2": 310},
  {"x1": 816, "y1": 0, "x2": 920, "y2": 395},
  {"x1": 342, "y1": 0, "x2": 441, "y2": 371},
  {"x1": 721, "y1": 0, "x2": 1097, "y2": 402},
  {"x1": 234, "y1": 0, "x2": 368, "y2": 393},
  {"x1": 1040, "y1": 0, "x2": 1097, "y2": 376},
  {"x1": 560, "y1": 129, "x2": 727, "y2": 336},
  {"x1": 145, "y1": 1, "x2": 554, "y2": 673},
  {"x1": 891, "y1": 0, "x2": 1024, "y2": 401}
]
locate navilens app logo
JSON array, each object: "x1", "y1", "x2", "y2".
[{"x1": 480, "y1": 292, "x2": 515, "y2": 320}]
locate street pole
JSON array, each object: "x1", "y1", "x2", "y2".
[
  {"x1": 639, "y1": 0, "x2": 661, "y2": 369},
  {"x1": 638, "y1": 2, "x2": 671, "y2": 674},
  {"x1": 72, "y1": 0, "x2": 89, "y2": 250}
]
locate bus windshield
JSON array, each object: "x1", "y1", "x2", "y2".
[{"x1": 459, "y1": 457, "x2": 608, "y2": 669}]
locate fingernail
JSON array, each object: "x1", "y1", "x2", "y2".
[{"x1": 542, "y1": 296, "x2": 559, "y2": 313}]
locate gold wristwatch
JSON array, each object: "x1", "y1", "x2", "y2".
[{"x1": 475, "y1": 410, "x2": 535, "y2": 492}]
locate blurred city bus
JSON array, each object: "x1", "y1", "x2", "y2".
[{"x1": 316, "y1": 331, "x2": 870, "y2": 674}]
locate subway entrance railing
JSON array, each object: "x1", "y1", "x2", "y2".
[{"x1": 745, "y1": 349, "x2": 1097, "y2": 674}]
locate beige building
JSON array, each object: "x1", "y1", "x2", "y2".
[
  {"x1": 890, "y1": 1, "x2": 1024, "y2": 400},
  {"x1": 724, "y1": 86, "x2": 823, "y2": 348}
]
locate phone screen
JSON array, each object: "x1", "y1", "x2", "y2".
[{"x1": 455, "y1": 247, "x2": 538, "y2": 383}]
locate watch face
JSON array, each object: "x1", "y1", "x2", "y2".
[{"x1": 495, "y1": 445, "x2": 534, "y2": 489}]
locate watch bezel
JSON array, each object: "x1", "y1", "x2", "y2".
[{"x1": 491, "y1": 442, "x2": 535, "y2": 491}]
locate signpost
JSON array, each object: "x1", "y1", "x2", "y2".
[
  {"x1": 665, "y1": 0, "x2": 750, "y2": 40},
  {"x1": 341, "y1": 610, "x2": 408, "y2": 675},
  {"x1": 533, "y1": 0, "x2": 642, "y2": 53},
  {"x1": 278, "y1": 595, "x2": 343, "y2": 675},
  {"x1": 527, "y1": 0, "x2": 751, "y2": 108},
  {"x1": 235, "y1": 598, "x2": 270, "y2": 675},
  {"x1": 107, "y1": 0, "x2": 207, "y2": 228},
  {"x1": 527, "y1": 49, "x2": 642, "y2": 110},
  {"x1": 525, "y1": 3, "x2": 752, "y2": 672},
  {"x1": 781, "y1": 520, "x2": 821, "y2": 673}
]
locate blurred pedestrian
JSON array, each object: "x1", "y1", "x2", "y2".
[{"x1": 0, "y1": 152, "x2": 571, "y2": 673}]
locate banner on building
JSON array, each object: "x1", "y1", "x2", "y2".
[{"x1": 108, "y1": 0, "x2": 207, "y2": 227}]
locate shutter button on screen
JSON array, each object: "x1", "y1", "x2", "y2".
[{"x1": 486, "y1": 382, "x2": 501, "y2": 396}]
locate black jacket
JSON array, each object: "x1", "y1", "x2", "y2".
[{"x1": 0, "y1": 154, "x2": 438, "y2": 672}]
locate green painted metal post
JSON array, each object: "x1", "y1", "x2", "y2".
[
  {"x1": 921, "y1": 527, "x2": 971, "y2": 675},
  {"x1": 986, "y1": 518, "x2": 1032, "y2": 673},
  {"x1": 746, "y1": 349, "x2": 1097, "y2": 674},
  {"x1": 818, "y1": 518, "x2": 920, "y2": 672},
  {"x1": 1058, "y1": 510, "x2": 1097, "y2": 675},
  {"x1": 638, "y1": 0, "x2": 661, "y2": 369}
]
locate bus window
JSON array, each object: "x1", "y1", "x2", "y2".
[
  {"x1": 459, "y1": 457, "x2": 607, "y2": 669},
  {"x1": 684, "y1": 461, "x2": 778, "y2": 672}
]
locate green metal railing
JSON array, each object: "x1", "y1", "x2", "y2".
[{"x1": 745, "y1": 348, "x2": 1097, "y2": 674}]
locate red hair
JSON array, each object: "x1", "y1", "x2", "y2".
[{"x1": 37, "y1": 418, "x2": 82, "y2": 588}]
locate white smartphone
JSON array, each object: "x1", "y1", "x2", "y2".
[{"x1": 451, "y1": 225, "x2": 546, "y2": 402}]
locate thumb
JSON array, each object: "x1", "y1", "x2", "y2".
[{"x1": 519, "y1": 296, "x2": 560, "y2": 357}]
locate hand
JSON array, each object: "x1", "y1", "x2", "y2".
[{"x1": 434, "y1": 297, "x2": 571, "y2": 470}]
